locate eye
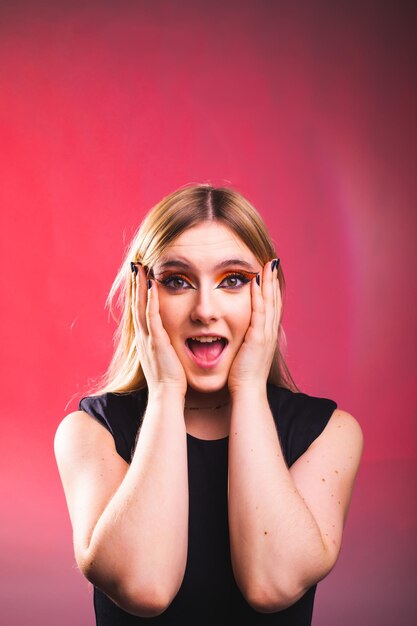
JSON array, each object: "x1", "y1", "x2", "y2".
[
  {"x1": 157, "y1": 273, "x2": 195, "y2": 291},
  {"x1": 217, "y1": 272, "x2": 254, "y2": 289}
]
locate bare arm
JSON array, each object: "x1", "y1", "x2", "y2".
[
  {"x1": 228, "y1": 388, "x2": 363, "y2": 612},
  {"x1": 226, "y1": 262, "x2": 364, "y2": 612},
  {"x1": 54, "y1": 388, "x2": 188, "y2": 617},
  {"x1": 55, "y1": 266, "x2": 190, "y2": 617}
]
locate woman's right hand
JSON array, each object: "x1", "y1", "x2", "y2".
[{"x1": 131, "y1": 264, "x2": 188, "y2": 399}]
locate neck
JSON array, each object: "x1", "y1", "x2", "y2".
[{"x1": 184, "y1": 386, "x2": 230, "y2": 411}]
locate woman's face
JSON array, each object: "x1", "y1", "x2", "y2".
[{"x1": 152, "y1": 221, "x2": 263, "y2": 394}]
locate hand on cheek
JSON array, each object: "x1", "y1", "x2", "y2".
[
  {"x1": 131, "y1": 265, "x2": 187, "y2": 398},
  {"x1": 227, "y1": 259, "x2": 281, "y2": 394}
]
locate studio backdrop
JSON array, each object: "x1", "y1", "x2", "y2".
[{"x1": 0, "y1": 1, "x2": 416, "y2": 625}]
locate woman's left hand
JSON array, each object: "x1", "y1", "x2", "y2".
[{"x1": 227, "y1": 259, "x2": 281, "y2": 395}]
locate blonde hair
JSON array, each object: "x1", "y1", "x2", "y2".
[{"x1": 81, "y1": 183, "x2": 300, "y2": 398}]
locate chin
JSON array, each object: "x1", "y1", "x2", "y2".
[{"x1": 186, "y1": 374, "x2": 229, "y2": 394}]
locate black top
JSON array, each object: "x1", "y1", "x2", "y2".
[{"x1": 79, "y1": 384, "x2": 337, "y2": 625}]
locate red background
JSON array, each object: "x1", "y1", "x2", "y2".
[{"x1": 1, "y1": 1, "x2": 416, "y2": 624}]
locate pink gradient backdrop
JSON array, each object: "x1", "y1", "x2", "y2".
[{"x1": 1, "y1": 1, "x2": 416, "y2": 624}]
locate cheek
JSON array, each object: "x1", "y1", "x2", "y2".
[
  {"x1": 228, "y1": 294, "x2": 252, "y2": 338},
  {"x1": 158, "y1": 294, "x2": 184, "y2": 337}
]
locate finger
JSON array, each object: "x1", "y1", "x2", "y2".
[
  {"x1": 145, "y1": 279, "x2": 169, "y2": 344},
  {"x1": 263, "y1": 260, "x2": 275, "y2": 337},
  {"x1": 130, "y1": 272, "x2": 137, "y2": 332},
  {"x1": 246, "y1": 273, "x2": 265, "y2": 342},
  {"x1": 131, "y1": 269, "x2": 140, "y2": 335},
  {"x1": 275, "y1": 263, "x2": 283, "y2": 328},
  {"x1": 271, "y1": 261, "x2": 279, "y2": 333},
  {"x1": 135, "y1": 264, "x2": 149, "y2": 335}
]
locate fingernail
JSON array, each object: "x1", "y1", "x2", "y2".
[
  {"x1": 130, "y1": 262, "x2": 138, "y2": 275},
  {"x1": 256, "y1": 274, "x2": 260, "y2": 286},
  {"x1": 271, "y1": 259, "x2": 278, "y2": 272},
  {"x1": 275, "y1": 258, "x2": 280, "y2": 271},
  {"x1": 147, "y1": 279, "x2": 152, "y2": 289}
]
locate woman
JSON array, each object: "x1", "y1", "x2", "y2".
[{"x1": 54, "y1": 183, "x2": 363, "y2": 625}]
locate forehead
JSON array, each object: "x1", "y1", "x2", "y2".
[{"x1": 157, "y1": 222, "x2": 258, "y2": 266}]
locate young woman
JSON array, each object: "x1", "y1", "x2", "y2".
[{"x1": 54, "y1": 183, "x2": 363, "y2": 625}]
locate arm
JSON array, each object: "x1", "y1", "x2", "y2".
[
  {"x1": 54, "y1": 266, "x2": 189, "y2": 617},
  {"x1": 226, "y1": 260, "x2": 364, "y2": 612},
  {"x1": 54, "y1": 389, "x2": 188, "y2": 617},
  {"x1": 228, "y1": 392, "x2": 363, "y2": 612}
]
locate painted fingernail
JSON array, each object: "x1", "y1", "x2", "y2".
[
  {"x1": 275, "y1": 258, "x2": 280, "y2": 271},
  {"x1": 256, "y1": 274, "x2": 260, "y2": 286},
  {"x1": 147, "y1": 279, "x2": 152, "y2": 289},
  {"x1": 271, "y1": 259, "x2": 278, "y2": 272},
  {"x1": 130, "y1": 262, "x2": 138, "y2": 275}
]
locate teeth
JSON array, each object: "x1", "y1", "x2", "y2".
[{"x1": 190, "y1": 336, "x2": 223, "y2": 343}]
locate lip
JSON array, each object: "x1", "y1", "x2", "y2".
[
  {"x1": 184, "y1": 337, "x2": 228, "y2": 370},
  {"x1": 187, "y1": 334, "x2": 228, "y2": 340}
]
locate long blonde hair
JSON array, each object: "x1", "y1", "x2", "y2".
[{"x1": 81, "y1": 183, "x2": 300, "y2": 398}]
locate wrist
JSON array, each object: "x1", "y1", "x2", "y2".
[
  {"x1": 229, "y1": 383, "x2": 268, "y2": 403},
  {"x1": 147, "y1": 385, "x2": 186, "y2": 407}
]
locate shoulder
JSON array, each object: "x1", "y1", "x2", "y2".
[
  {"x1": 266, "y1": 384, "x2": 340, "y2": 467},
  {"x1": 267, "y1": 383, "x2": 338, "y2": 430},
  {"x1": 78, "y1": 388, "x2": 148, "y2": 424},
  {"x1": 78, "y1": 389, "x2": 143, "y2": 415},
  {"x1": 267, "y1": 383, "x2": 336, "y2": 411},
  {"x1": 315, "y1": 408, "x2": 364, "y2": 455},
  {"x1": 75, "y1": 388, "x2": 148, "y2": 464},
  {"x1": 54, "y1": 409, "x2": 117, "y2": 466}
]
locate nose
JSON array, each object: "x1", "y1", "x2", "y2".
[{"x1": 189, "y1": 284, "x2": 220, "y2": 325}]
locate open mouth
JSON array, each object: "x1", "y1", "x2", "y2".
[{"x1": 185, "y1": 337, "x2": 228, "y2": 368}]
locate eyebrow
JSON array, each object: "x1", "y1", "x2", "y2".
[{"x1": 155, "y1": 258, "x2": 257, "y2": 272}]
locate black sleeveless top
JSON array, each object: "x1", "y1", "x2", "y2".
[{"x1": 79, "y1": 384, "x2": 337, "y2": 626}]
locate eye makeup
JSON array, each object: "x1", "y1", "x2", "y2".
[
  {"x1": 215, "y1": 270, "x2": 258, "y2": 288},
  {"x1": 154, "y1": 269, "x2": 258, "y2": 291},
  {"x1": 155, "y1": 272, "x2": 194, "y2": 290}
]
